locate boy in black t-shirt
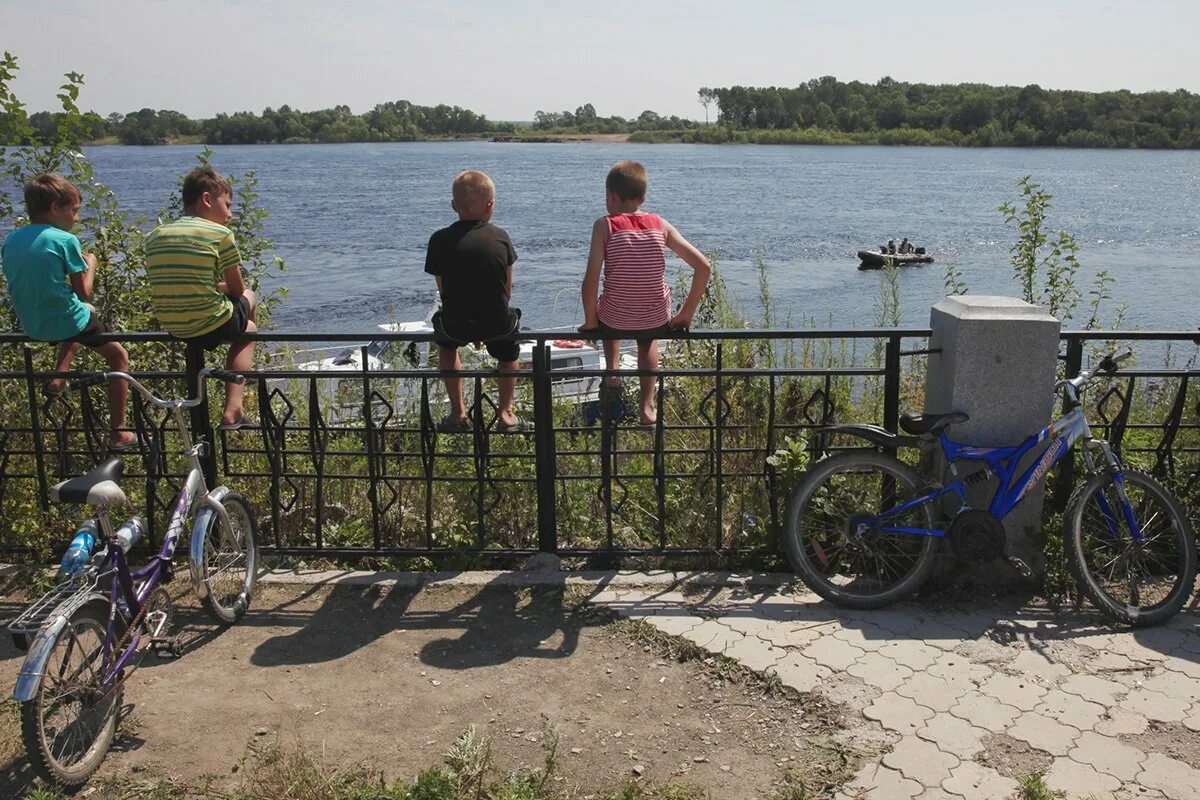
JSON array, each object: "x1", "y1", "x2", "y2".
[{"x1": 425, "y1": 170, "x2": 526, "y2": 432}]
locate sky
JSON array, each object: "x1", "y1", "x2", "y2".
[{"x1": 5, "y1": 0, "x2": 1199, "y2": 121}]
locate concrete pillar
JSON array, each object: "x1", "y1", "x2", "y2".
[{"x1": 924, "y1": 295, "x2": 1061, "y2": 576}]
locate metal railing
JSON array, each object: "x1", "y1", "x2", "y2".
[{"x1": 1, "y1": 329, "x2": 1196, "y2": 564}]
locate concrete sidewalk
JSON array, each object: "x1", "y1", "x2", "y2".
[{"x1": 581, "y1": 579, "x2": 1200, "y2": 800}]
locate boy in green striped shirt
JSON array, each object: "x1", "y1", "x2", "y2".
[{"x1": 145, "y1": 166, "x2": 257, "y2": 429}]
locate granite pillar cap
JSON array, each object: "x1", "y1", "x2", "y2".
[{"x1": 932, "y1": 295, "x2": 1059, "y2": 323}]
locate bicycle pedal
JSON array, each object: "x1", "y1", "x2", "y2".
[
  {"x1": 1007, "y1": 556, "x2": 1034, "y2": 579},
  {"x1": 151, "y1": 635, "x2": 184, "y2": 658}
]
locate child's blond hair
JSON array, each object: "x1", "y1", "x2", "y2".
[
  {"x1": 452, "y1": 170, "x2": 495, "y2": 215},
  {"x1": 24, "y1": 173, "x2": 81, "y2": 217},
  {"x1": 605, "y1": 161, "x2": 648, "y2": 202}
]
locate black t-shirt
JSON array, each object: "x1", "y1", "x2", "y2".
[{"x1": 424, "y1": 220, "x2": 517, "y2": 328}]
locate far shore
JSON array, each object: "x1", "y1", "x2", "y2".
[{"x1": 82, "y1": 132, "x2": 635, "y2": 146}]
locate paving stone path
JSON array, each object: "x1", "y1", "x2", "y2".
[{"x1": 589, "y1": 584, "x2": 1200, "y2": 800}]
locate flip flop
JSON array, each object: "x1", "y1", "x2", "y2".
[
  {"x1": 219, "y1": 415, "x2": 258, "y2": 432},
  {"x1": 497, "y1": 417, "x2": 533, "y2": 433},
  {"x1": 108, "y1": 434, "x2": 146, "y2": 453},
  {"x1": 435, "y1": 415, "x2": 471, "y2": 433}
]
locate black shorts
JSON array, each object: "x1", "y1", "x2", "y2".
[
  {"x1": 61, "y1": 311, "x2": 108, "y2": 347},
  {"x1": 432, "y1": 308, "x2": 522, "y2": 363},
  {"x1": 590, "y1": 319, "x2": 674, "y2": 346},
  {"x1": 179, "y1": 296, "x2": 252, "y2": 350}
]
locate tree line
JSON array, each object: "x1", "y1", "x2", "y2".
[
  {"x1": 700, "y1": 76, "x2": 1200, "y2": 148},
  {"x1": 13, "y1": 101, "x2": 514, "y2": 145},
  {"x1": 11, "y1": 100, "x2": 702, "y2": 145},
  {"x1": 531, "y1": 103, "x2": 700, "y2": 133},
  {"x1": 6, "y1": 74, "x2": 1200, "y2": 148}
]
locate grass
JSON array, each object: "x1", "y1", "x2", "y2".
[
  {"x1": 1016, "y1": 771, "x2": 1062, "y2": 800},
  {"x1": 11, "y1": 732, "x2": 722, "y2": 800}
]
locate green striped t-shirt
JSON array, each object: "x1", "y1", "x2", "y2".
[{"x1": 144, "y1": 216, "x2": 241, "y2": 338}]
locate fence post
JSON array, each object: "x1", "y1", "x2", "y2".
[
  {"x1": 532, "y1": 342, "x2": 558, "y2": 553},
  {"x1": 883, "y1": 334, "x2": 902, "y2": 458},
  {"x1": 1054, "y1": 336, "x2": 1084, "y2": 512},
  {"x1": 22, "y1": 346, "x2": 50, "y2": 511},
  {"x1": 185, "y1": 346, "x2": 219, "y2": 488}
]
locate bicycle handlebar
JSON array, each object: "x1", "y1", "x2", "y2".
[
  {"x1": 68, "y1": 369, "x2": 248, "y2": 408},
  {"x1": 1061, "y1": 348, "x2": 1133, "y2": 402}
]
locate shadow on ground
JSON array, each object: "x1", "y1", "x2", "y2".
[{"x1": 250, "y1": 572, "x2": 588, "y2": 668}]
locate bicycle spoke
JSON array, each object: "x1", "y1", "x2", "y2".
[
  {"x1": 790, "y1": 454, "x2": 934, "y2": 602},
  {"x1": 1071, "y1": 470, "x2": 1194, "y2": 622}
]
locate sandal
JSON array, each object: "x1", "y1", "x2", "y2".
[
  {"x1": 435, "y1": 415, "x2": 471, "y2": 433},
  {"x1": 108, "y1": 433, "x2": 146, "y2": 453},
  {"x1": 497, "y1": 417, "x2": 533, "y2": 433},
  {"x1": 219, "y1": 414, "x2": 258, "y2": 432}
]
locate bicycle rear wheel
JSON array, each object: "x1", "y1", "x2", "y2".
[
  {"x1": 21, "y1": 603, "x2": 121, "y2": 788},
  {"x1": 783, "y1": 450, "x2": 938, "y2": 608},
  {"x1": 1065, "y1": 468, "x2": 1197, "y2": 627},
  {"x1": 199, "y1": 492, "x2": 259, "y2": 624}
]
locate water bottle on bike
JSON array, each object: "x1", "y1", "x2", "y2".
[
  {"x1": 59, "y1": 519, "x2": 100, "y2": 577},
  {"x1": 114, "y1": 516, "x2": 145, "y2": 553}
]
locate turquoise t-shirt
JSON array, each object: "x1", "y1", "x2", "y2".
[{"x1": 1, "y1": 224, "x2": 91, "y2": 341}]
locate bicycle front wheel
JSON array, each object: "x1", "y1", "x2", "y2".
[
  {"x1": 783, "y1": 450, "x2": 938, "y2": 608},
  {"x1": 199, "y1": 492, "x2": 259, "y2": 624},
  {"x1": 1065, "y1": 468, "x2": 1197, "y2": 627},
  {"x1": 21, "y1": 604, "x2": 121, "y2": 788}
]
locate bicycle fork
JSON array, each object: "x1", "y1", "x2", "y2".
[{"x1": 1078, "y1": 438, "x2": 1144, "y2": 544}]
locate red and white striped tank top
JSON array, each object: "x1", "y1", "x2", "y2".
[{"x1": 597, "y1": 213, "x2": 671, "y2": 330}]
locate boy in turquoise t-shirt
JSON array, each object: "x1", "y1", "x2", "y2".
[{"x1": 1, "y1": 174, "x2": 137, "y2": 450}]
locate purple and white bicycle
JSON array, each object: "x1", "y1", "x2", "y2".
[{"x1": 8, "y1": 368, "x2": 259, "y2": 787}]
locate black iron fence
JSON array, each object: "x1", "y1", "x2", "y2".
[{"x1": 0, "y1": 329, "x2": 1196, "y2": 565}]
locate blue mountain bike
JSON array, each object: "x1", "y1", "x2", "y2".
[{"x1": 784, "y1": 351, "x2": 1197, "y2": 626}]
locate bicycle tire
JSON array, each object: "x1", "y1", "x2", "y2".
[
  {"x1": 1065, "y1": 468, "x2": 1197, "y2": 627},
  {"x1": 199, "y1": 492, "x2": 259, "y2": 625},
  {"x1": 21, "y1": 603, "x2": 121, "y2": 788},
  {"x1": 783, "y1": 450, "x2": 938, "y2": 608}
]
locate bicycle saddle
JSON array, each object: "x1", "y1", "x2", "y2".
[
  {"x1": 49, "y1": 457, "x2": 128, "y2": 507},
  {"x1": 899, "y1": 411, "x2": 969, "y2": 435}
]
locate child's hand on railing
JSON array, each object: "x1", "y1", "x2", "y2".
[{"x1": 668, "y1": 309, "x2": 694, "y2": 330}]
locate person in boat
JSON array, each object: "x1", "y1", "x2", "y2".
[
  {"x1": 425, "y1": 170, "x2": 527, "y2": 433},
  {"x1": 899, "y1": 237, "x2": 911, "y2": 254},
  {"x1": 887, "y1": 239, "x2": 896, "y2": 254}
]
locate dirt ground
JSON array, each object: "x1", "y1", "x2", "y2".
[{"x1": 0, "y1": 579, "x2": 864, "y2": 798}]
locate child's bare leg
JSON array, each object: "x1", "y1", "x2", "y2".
[
  {"x1": 438, "y1": 345, "x2": 467, "y2": 424},
  {"x1": 497, "y1": 360, "x2": 519, "y2": 427},
  {"x1": 222, "y1": 318, "x2": 256, "y2": 426},
  {"x1": 602, "y1": 338, "x2": 622, "y2": 388},
  {"x1": 47, "y1": 340, "x2": 81, "y2": 394},
  {"x1": 92, "y1": 341, "x2": 135, "y2": 447},
  {"x1": 637, "y1": 340, "x2": 660, "y2": 425},
  {"x1": 243, "y1": 289, "x2": 258, "y2": 323}
]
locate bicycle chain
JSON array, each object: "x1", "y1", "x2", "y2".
[{"x1": 97, "y1": 587, "x2": 167, "y2": 704}]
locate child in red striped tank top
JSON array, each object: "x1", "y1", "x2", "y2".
[{"x1": 579, "y1": 161, "x2": 711, "y2": 426}]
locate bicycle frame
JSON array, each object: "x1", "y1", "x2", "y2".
[
  {"x1": 14, "y1": 388, "x2": 233, "y2": 701},
  {"x1": 867, "y1": 405, "x2": 1098, "y2": 538}
]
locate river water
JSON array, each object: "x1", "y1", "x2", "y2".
[{"x1": 79, "y1": 142, "x2": 1200, "y2": 333}]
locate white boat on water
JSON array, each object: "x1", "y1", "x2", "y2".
[{"x1": 271, "y1": 321, "x2": 638, "y2": 424}]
